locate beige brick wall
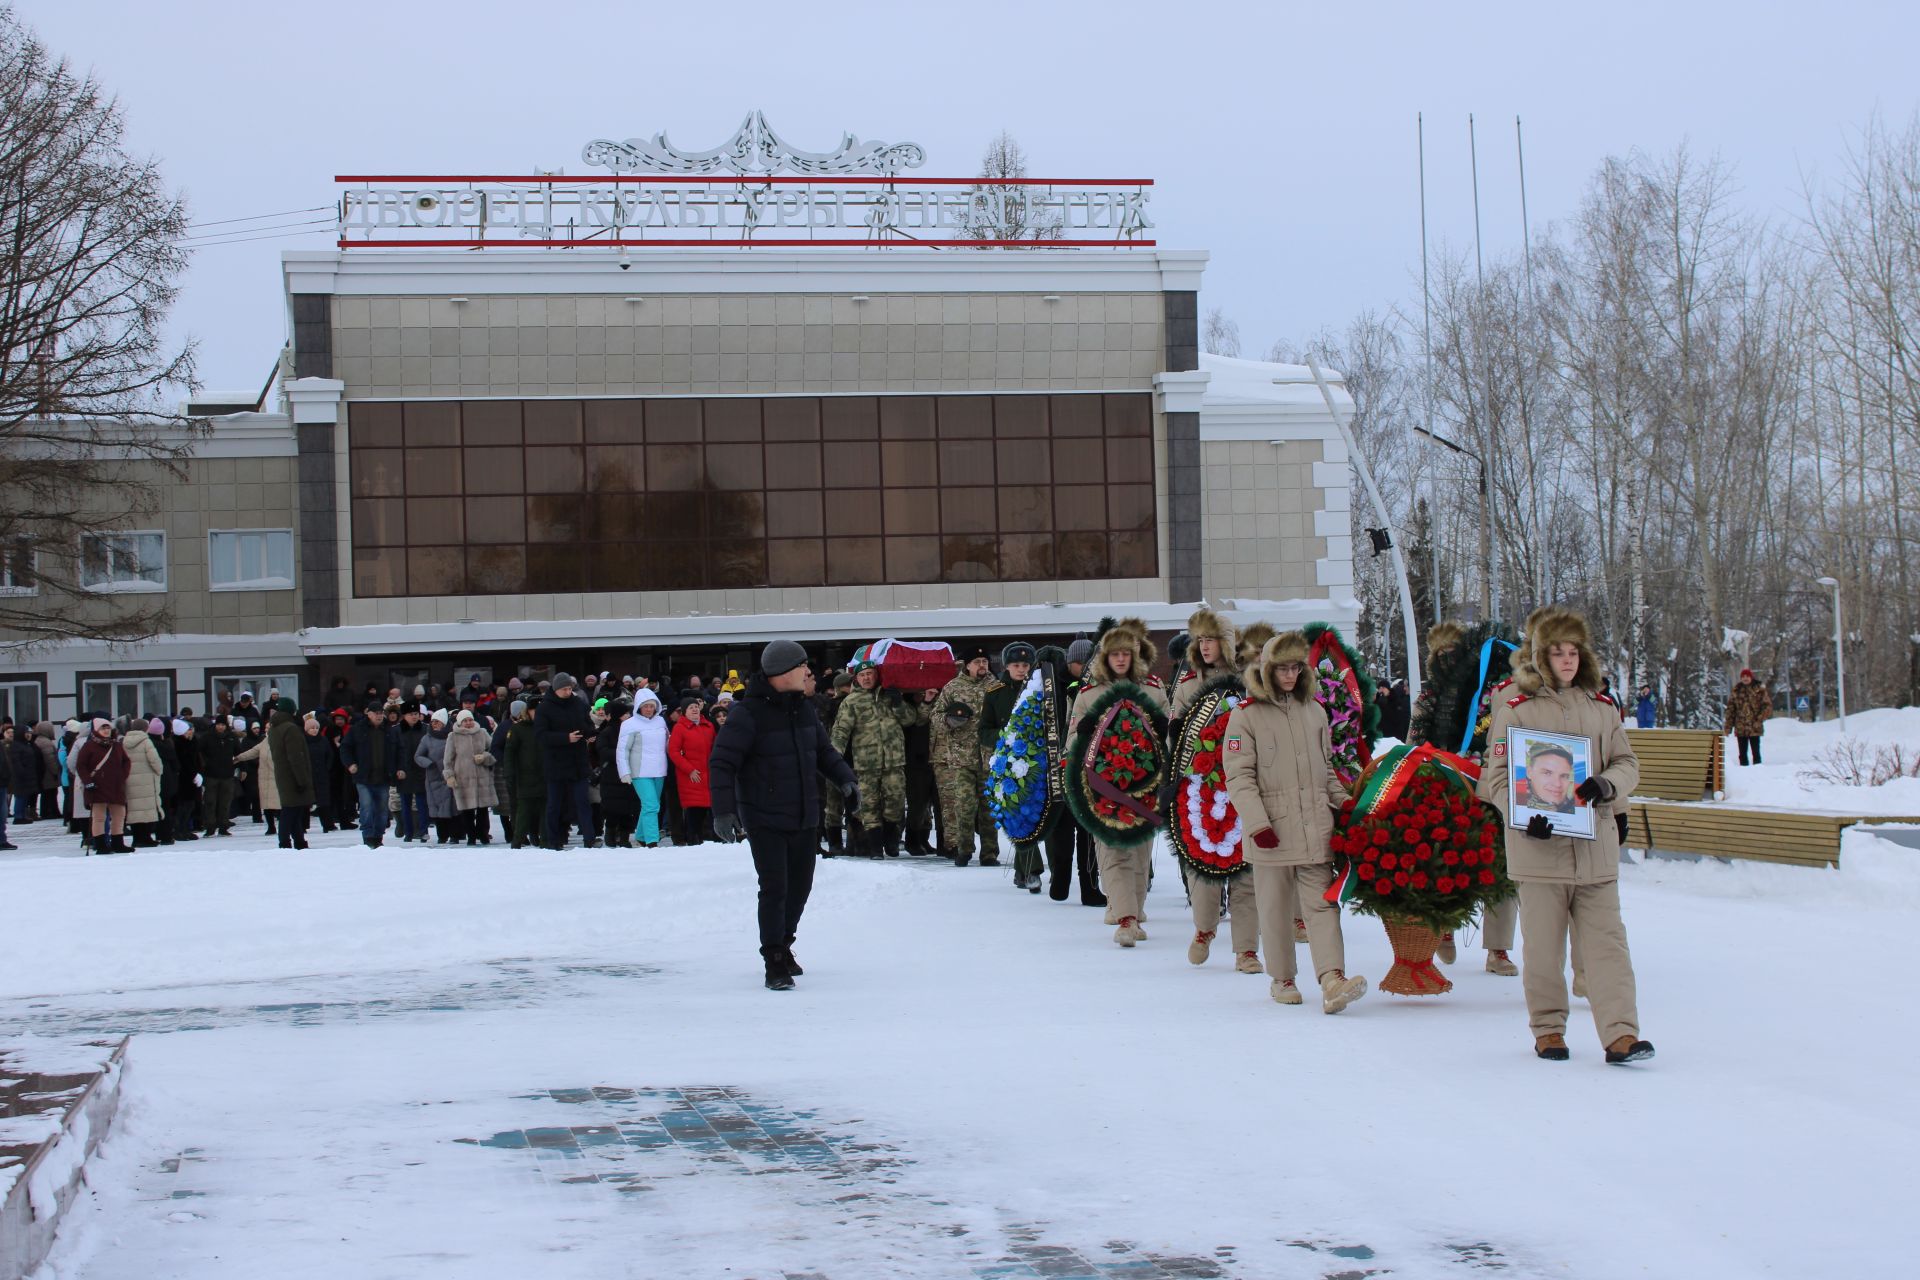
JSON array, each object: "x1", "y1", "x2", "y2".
[
  {"x1": 329, "y1": 292, "x2": 1165, "y2": 400},
  {"x1": 1200, "y1": 439, "x2": 1331, "y2": 600},
  {"x1": 20, "y1": 457, "x2": 306, "y2": 639}
]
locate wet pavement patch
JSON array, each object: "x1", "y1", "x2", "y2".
[
  {"x1": 456, "y1": 1089, "x2": 1520, "y2": 1278},
  {"x1": 0, "y1": 959, "x2": 659, "y2": 1039}
]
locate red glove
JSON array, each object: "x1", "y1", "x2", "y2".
[{"x1": 1250, "y1": 827, "x2": 1279, "y2": 850}]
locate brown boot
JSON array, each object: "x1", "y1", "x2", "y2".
[
  {"x1": 1535, "y1": 1033, "x2": 1570, "y2": 1061},
  {"x1": 1293, "y1": 917, "x2": 1308, "y2": 943},
  {"x1": 1437, "y1": 932, "x2": 1457, "y2": 965},
  {"x1": 1605, "y1": 1035, "x2": 1655, "y2": 1065},
  {"x1": 1485, "y1": 949, "x2": 1518, "y2": 977},
  {"x1": 1186, "y1": 929, "x2": 1215, "y2": 966},
  {"x1": 1235, "y1": 950, "x2": 1263, "y2": 974}
]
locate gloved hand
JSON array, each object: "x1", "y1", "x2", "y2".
[
  {"x1": 1574, "y1": 776, "x2": 1613, "y2": 804},
  {"x1": 881, "y1": 687, "x2": 902, "y2": 704},
  {"x1": 1250, "y1": 827, "x2": 1279, "y2": 850},
  {"x1": 1074, "y1": 715, "x2": 1097, "y2": 737},
  {"x1": 1525, "y1": 813, "x2": 1555, "y2": 840},
  {"x1": 841, "y1": 779, "x2": 861, "y2": 813},
  {"x1": 1156, "y1": 779, "x2": 1178, "y2": 808},
  {"x1": 713, "y1": 811, "x2": 741, "y2": 843},
  {"x1": 1616, "y1": 812, "x2": 1630, "y2": 845}
]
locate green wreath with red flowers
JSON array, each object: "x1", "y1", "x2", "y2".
[{"x1": 1066, "y1": 681, "x2": 1168, "y2": 849}]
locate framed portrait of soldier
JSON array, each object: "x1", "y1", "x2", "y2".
[{"x1": 1506, "y1": 728, "x2": 1596, "y2": 840}]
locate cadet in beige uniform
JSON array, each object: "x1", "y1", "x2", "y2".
[
  {"x1": 1064, "y1": 619, "x2": 1167, "y2": 947},
  {"x1": 1478, "y1": 606, "x2": 1654, "y2": 1065},
  {"x1": 1169, "y1": 608, "x2": 1262, "y2": 975},
  {"x1": 1221, "y1": 633, "x2": 1368, "y2": 1013}
]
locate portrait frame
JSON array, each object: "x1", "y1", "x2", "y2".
[{"x1": 1507, "y1": 727, "x2": 1596, "y2": 840}]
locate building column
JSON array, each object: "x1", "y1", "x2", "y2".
[
  {"x1": 287, "y1": 378, "x2": 346, "y2": 630},
  {"x1": 1155, "y1": 369, "x2": 1209, "y2": 606}
]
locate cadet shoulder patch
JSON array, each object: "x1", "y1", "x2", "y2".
[
  {"x1": 1177, "y1": 670, "x2": 1197, "y2": 683},
  {"x1": 1506, "y1": 694, "x2": 1529, "y2": 708}
]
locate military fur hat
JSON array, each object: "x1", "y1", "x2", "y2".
[
  {"x1": 1091, "y1": 616, "x2": 1158, "y2": 684},
  {"x1": 1513, "y1": 605, "x2": 1602, "y2": 695},
  {"x1": 1186, "y1": 607, "x2": 1234, "y2": 645},
  {"x1": 1001, "y1": 640, "x2": 1038, "y2": 668},
  {"x1": 1424, "y1": 621, "x2": 1467, "y2": 679},
  {"x1": 1235, "y1": 620, "x2": 1277, "y2": 671},
  {"x1": 1244, "y1": 631, "x2": 1314, "y2": 704},
  {"x1": 1035, "y1": 643, "x2": 1069, "y2": 670},
  {"x1": 1184, "y1": 606, "x2": 1238, "y2": 671}
]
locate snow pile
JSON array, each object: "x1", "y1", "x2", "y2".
[{"x1": 1722, "y1": 709, "x2": 1920, "y2": 815}]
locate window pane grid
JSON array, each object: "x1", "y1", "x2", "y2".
[
  {"x1": 347, "y1": 393, "x2": 1155, "y2": 597},
  {"x1": 209, "y1": 531, "x2": 294, "y2": 590}
]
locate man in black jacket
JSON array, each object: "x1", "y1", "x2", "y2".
[
  {"x1": 534, "y1": 672, "x2": 597, "y2": 849},
  {"x1": 394, "y1": 705, "x2": 429, "y2": 843},
  {"x1": 196, "y1": 718, "x2": 240, "y2": 837},
  {"x1": 339, "y1": 704, "x2": 401, "y2": 846},
  {"x1": 709, "y1": 640, "x2": 856, "y2": 991}
]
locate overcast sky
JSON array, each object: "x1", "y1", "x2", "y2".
[{"x1": 18, "y1": 0, "x2": 1920, "y2": 391}]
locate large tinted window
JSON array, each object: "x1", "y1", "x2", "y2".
[{"x1": 346, "y1": 393, "x2": 1156, "y2": 596}]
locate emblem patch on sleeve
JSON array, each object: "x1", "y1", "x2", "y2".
[
  {"x1": 1226, "y1": 737, "x2": 1242, "y2": 752},
  {"x1": 1492, "y1": 741, "x2": 1506, "y2": 757}
]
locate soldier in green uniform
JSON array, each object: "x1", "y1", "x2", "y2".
[
  {"x1": 931, "y1": 645, "x2": 998, "y2": 867},
  {"x1": 829, "y1": 652, "x2": 929, "y2": 857}
]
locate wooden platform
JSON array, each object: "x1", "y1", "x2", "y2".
[
  {"x1": 1625, "y1": 728, "x2": 1726, "y2": 801},
  {"x1": 1626, "y1": 799, "x2": 1920, "y2": 868}
]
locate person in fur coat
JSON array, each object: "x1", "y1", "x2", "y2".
[
  {"x1": 1478, "y1": 605, "x2": 1653, "y2": 1065},
  {"x1": 1221, "y1": 633, "x2": 1368, "y2": 1013}
]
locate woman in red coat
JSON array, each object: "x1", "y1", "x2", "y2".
[{"x1": 668, "y1": 699, "x2": 717, "y2": 846}]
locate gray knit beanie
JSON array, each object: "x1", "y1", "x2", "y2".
[
  {"x1": 510, "y1": 699, "x2": 528, "y2": 719},
  {"x1": 760, "y1": 638, "x2": 809, "y2": 677},
  {"x1": 552, "y1": 671, "x2": 578, "y2": 691},
  {"x1": 1066, "y1": 638, "x2": 1095, "y2": 664}
]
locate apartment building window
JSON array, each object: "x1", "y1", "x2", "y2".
[
  {"x1": 0, "y1": 542, "x2": 34, "y2": 596},
  {"x1": 209, "y1": 529, "x2": 295, "y2": 591},
  {"x1": 0, "y1": 681, "x2": 43, "y2": 724},
  {"x1": 80, "y1": 677, "x2": 172, "y2": 720},
  {"x1": 79, "y1": 531, "x2": 166, "y2": 593}
]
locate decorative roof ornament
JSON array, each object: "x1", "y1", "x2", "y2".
[{"x1": 582, "y1": 111, "x2": 927, "y2": 178}]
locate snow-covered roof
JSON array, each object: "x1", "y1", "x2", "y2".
[{"x1": 1198, "y1": 352, "x2": 1353, "y2": 412}]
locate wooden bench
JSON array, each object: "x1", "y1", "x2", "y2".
[
  {"x1": 1625, "y1": 728, "x2": 1725, "y2": 801},
  {"x1": 1625, "y1": 799, "x2": 1920, "y2": 868}
]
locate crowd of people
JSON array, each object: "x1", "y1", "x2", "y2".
[
  {"x1": 0, "y1": 668, "x2": 755, "y2": 857},
  {"x1": 2, "y1": 608, "x2": 1672, "y2": 1063}
]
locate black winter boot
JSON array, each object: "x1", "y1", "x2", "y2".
[
  {"x1": 881, "y1": 822, "x2": 902, "y2": 858},
  {"x1": 782, "y1": 936, "x2": 804, "y2": 977},
  {"x1": 762, "y1": 945, "x2": 795, "y2": 991}
]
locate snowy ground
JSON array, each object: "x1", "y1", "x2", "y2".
[{"x1": 4, "y1": 724, "x2": 1918, "y2": 1279}]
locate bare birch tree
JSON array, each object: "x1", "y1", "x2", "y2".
[{"x1": 0, "y1": 8, "x2": 199, "y2": 645}]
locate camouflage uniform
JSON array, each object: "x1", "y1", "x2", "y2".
[
  {"x1": 817, "y1": 685, "x2": 849, "y2": 846},
  {"x1": 829, "y1": 684, "x2": 928, "y2": 836},
  {"x1": 931, "y1": 670, "x2": 997, "y2": 862}
]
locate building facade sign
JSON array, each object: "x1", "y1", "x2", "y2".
[{"x1": 336, "y1": 111, "x2": 1153, "y2": 248}]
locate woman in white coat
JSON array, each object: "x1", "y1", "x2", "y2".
[{"x1": 617, "y1": 689, "x2": 671, "y2": 847}]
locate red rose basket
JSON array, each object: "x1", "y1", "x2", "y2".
[{"x1": 1329, "y1": 743, "x2": 1515, "y2": 997}]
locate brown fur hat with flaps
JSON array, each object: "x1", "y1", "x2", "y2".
[
  {"x1": 1244, "y1": 631, "x2": 1314, "y2": 704},
  {"x1": 1185, "y1": 607, "x2": 1237, "y2": 671},
  {"x1": 1512, "y1": 606, "x2": 1602, "y2": 695},
  {"x1": 1091, "y1": 616, "x2": 1158, "y2": 685},
  {"x1": 1235, "y1": 621, "x2": 1277, "y2": 671},
  {"x1": 1424, "y1": 621, "x2": 1467, "y2": 680}
]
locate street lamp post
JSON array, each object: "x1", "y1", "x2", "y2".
[{"x1": 1816, "y1": 576, "x2": 1846, "y2": 730}]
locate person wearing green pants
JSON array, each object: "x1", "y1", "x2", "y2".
[{"x1": 619, "y1": 689, "x2": 671, "y2": 847}]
